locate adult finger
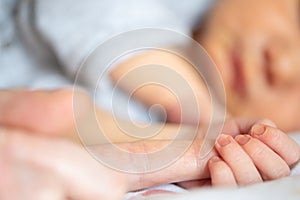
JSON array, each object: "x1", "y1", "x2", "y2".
[
  {"x1": 1, "y1": 130, "x2": 127, "y2": 200},
  {"x1": 0, "y1": 146, "x2": 64, "y2": 200},
  {"x1": 1, "y1": 128, "x2": 219, "y2": 192},
  {"x1": 0, "y1": 89, "x2": 89, "y2": 141}
]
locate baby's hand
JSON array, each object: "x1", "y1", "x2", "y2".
[{"x1": 209, "y1": 123, "x2": 300, "y2": 187}]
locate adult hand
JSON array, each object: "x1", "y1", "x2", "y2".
[{"x1": 0, "y1": 128, "x2": 127, "y2": 200}]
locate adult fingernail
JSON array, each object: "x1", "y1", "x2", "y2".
[
  {"x1": 251, "y1": 124, "x2": 265, "y2": 136},
  {"x1": 217, "y1": 135, "x2": 231, "y2": 147},
  {"x1": 235, "y1": 135, "x2": 251, "y2": 145}
]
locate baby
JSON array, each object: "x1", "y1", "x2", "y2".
[
  {"x1": 109, "y1": 0, "x2": 300, "y2": 187},
  {"x1": 0, "y1": 0, "x2": 300, "y2": 199}
]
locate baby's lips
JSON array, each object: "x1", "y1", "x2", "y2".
[{"x1": 230, "y1": 49, "x2": 247, "y2": 98}]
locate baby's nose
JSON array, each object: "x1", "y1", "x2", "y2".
[{"x1": 264, "y1": 41, "x2": 300, "y2": 87}]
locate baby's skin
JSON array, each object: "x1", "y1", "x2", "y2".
[{"x1": 196, "y1": 0, "x2": 300, "y2": 131}]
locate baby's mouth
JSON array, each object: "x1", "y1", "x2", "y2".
[{"x1": 231, "y1": 50, "x2": 247, "y2": 98}]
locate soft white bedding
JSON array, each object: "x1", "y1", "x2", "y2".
[{"x1": 144, "y1": 175, "x2": 300, "y2": 200}]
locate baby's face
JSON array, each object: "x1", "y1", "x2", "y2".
[{"x1": 196, "y1": 0, "x2": 300, "y2": 131}]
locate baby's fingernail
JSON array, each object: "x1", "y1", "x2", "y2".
[
  {"x1": 217, "y1": 135, "x2": 231, "y2": 147},
  {"x1": 235, "y1": 135, "x2": 251, "y2": 145},
  {"x1": 210, "y1": 156, "x2": 222, "y2": 163},
  {"x1": 251, "y1": 124, "x2": 265, "y2": 136}
]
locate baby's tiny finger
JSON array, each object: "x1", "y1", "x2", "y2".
[
  {"x1": 251, "y1": 124, "x2": 300, "y2": 166},
  {"x1": 208, "y1": 156, "x2": 236, "y2": 187},
  {"x1": 215, "y1": 135, "x2": 262, "y2": 185},
  {"x1": 235, "y1": 135, "x2": 290, "y2": 180}
]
